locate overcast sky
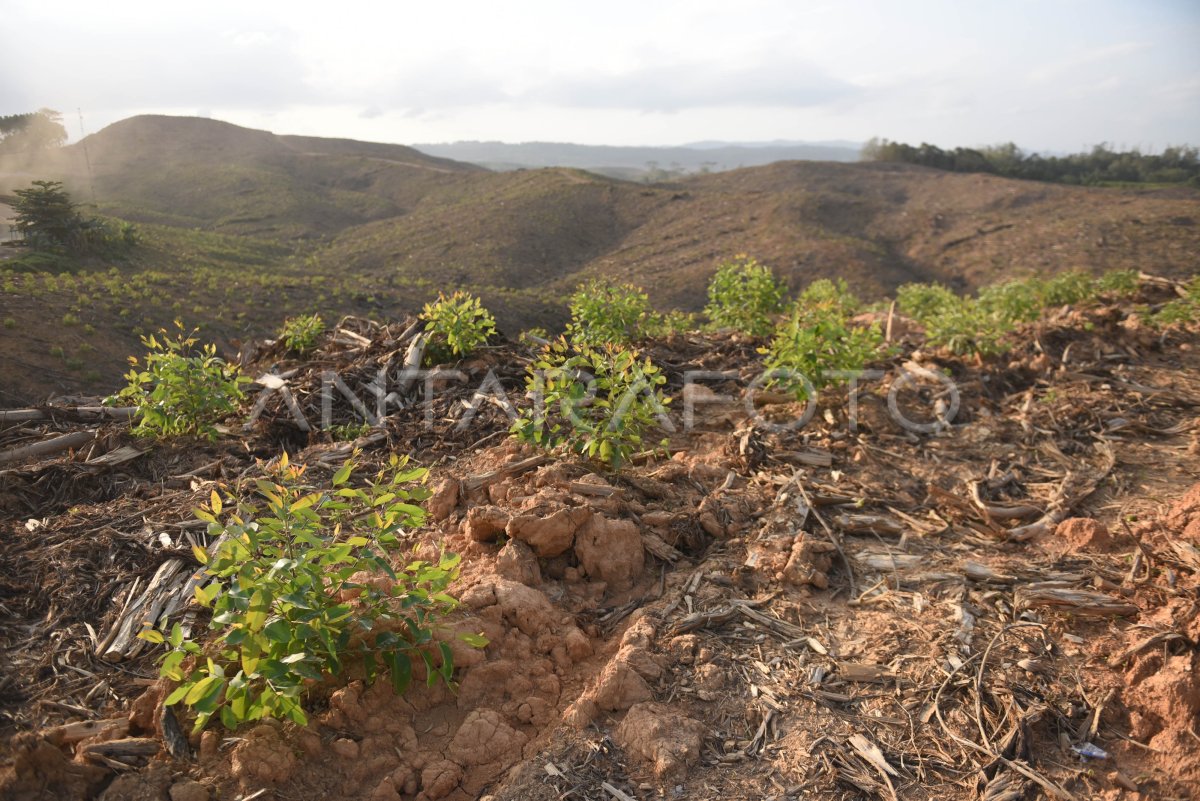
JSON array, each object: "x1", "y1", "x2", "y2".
[{"x1": 1, "y1": 0, "x2": 1197, "y2": 152}]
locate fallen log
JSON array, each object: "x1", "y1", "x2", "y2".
[
  {"x1": 0, "y1": 406, "x2": 135, "y2": 423},
  {"x1": 1015, "y1": 583, "x2": 1138, "y2": 617},
  {"x1": 0, "y1": 431, "x2": 95, "y2": 466},
  {"x1": 461, "y1": 454, "x2": 549, "y2": 493}
]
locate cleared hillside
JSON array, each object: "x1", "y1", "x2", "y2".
[
  {"x1": 2, "y1": 115, "x2": 1198, "y2": 402},
  {"x1": 314, "y1": 158, "x2": 1200, "y2": 310},
  {"x1": 0, "y1": 116, "x2": 483, "y2": 239}
]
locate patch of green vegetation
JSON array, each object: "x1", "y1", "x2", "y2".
[
  {"x1": 567, "y1": 280, "x2": 657, "y2": 346},
  {"x1": 1150, "y1": 277, "x2": 1200, "y2": 326},
  {"x1": 703, "y1": 255, "x2": 787, "y2": 336},
  {"x1": 111, "y1": 323, "x2": 248, "y2": 440},
  {"x1": 328, "y1": 422, "x2": 372, "y2": 441},
  {"x1": 512, "y1": 338, "x2": 670, "y2": 469},
  {"x1": 420, "y1": 291, "x2": 497, "y2": 364},
  {"x1": 277, "y1": 314, "x2": 326, "y2": 354},
  {"x1": 763, "y1": 280, "x2": 883, "y2": 399},
  {"x1": 140, "y1": 455, "x2": 477, "y2": 731}
]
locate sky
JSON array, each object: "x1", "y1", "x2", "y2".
[{"x1": 1, "y1": 0, "x2": 1198, "y2": 152}]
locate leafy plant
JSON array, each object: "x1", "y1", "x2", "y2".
[
  {"x1": 924, "y1": 298, "x2": 1011, "y2": 356},
  {"x1": 110, "y1": 322, "x2": 247, "y2": 439},
  {"x1": 703, "y1": 256, "x2": 787, "y2": 336},
  {"x1": 420, "y1": 291, "x2": 496, "y2": 363},
  {"x1": 1095, "y1": 269, "x2": 1139, "y2": 296},
  {"x1": 648, "y1": 310, "x2": 701, "y2": 336},
  {"x1": 977, "y1": 279, "x2": 1043, "y2": 323},
  {"x1": 277, "y1": 314, "x2": 325, "y2": 353},
  {"x1": 1150, "y1": 277, "x2": 1200, "y2": 327},
  {"x1": 512, "y1": 338, "x2": 670, "y2": 469},
  {"x1": 796, "y1": 278, "x2": 860, "y2": 318},
  {"x1": 896, "y1": 282, "x2": 959, "y2": 321},
  {"x1": 329, "y1": 422, "x2": 372, "y2": 441},
  {"x1": 762, "y1": 301, "x2": 883, "y2": 400},
  {"x1": 140, "y1": 454, "x2": 476, "y2": 732},
  {"x1": 1038, "y1": 270, "x2": 1095, "y2": 306},
  {"x1": 567, "y1": 280, "x2": 657, "y2": 346}
]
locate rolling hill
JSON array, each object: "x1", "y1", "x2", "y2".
[{"x1": 1, "y1": 114, "x2": 1198, "y2": 403}]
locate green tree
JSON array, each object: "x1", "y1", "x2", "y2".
[
  {"x1": 0, "y1": 109, "x2": 67, "y2": 153},
  {"x1": 12, "y1": 179, "x2": 137, "y2": 256},
  {"x1": 13, "y1": 180, "x2": 81, "y2": 250}
]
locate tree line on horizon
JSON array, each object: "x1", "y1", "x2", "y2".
[
  {"x1": 860, "y1": 137, "x2": 1200, "y2": 187},
  {"x1": 0, "y1": 109, "x2": 67, "y2": 154}
]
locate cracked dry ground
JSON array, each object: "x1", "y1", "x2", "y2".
[{"x1": 3, "y1": 304, "x2": 1200, "y2": 801}]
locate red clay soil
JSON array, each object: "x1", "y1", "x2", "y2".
[{"x1": 2, "y1": 299, "x2": 1200, "y2": 801}]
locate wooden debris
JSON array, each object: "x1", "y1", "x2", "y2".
[
  {"x1": 80, "y1": 737, "x2": 159, "y2": 766},
  {"x1": 461, "y1": 454, "x2": 549, "y2": 493},
  {"x1": 0, "y1": 431, "x2": 95, "y2": 466},
  {"x1": 1008, "y1": 441, "x2": 1115, "y2": 541},
  {"x1": 837, "y1": 662, "x2": 895, "y2": 683},
  {"x1": 1015, "y1": 583, "x2": 1139, "y2": 616},
  {"x1": 0, "y1": 406, "x2": 135, "y2": 423},
  {"x1": 641, "y1": 530, "x2": 684, "y2": 563},
  {"x1": 84, "y1": 445, "x2": 147, "y2": 469},
  {"x1": 776, "y1": 448, "x2": 834, "y2": 467},
  {"x1": 99, "y1": 559, "x2": 192, "y2": 661},
  {"x1": 835, "y1": 513, "x2": 904, "y2": 536},
  {"x1": 41, "y1": 718, "x2": 128, "y2": 746}
]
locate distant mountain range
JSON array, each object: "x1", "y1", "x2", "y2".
[{"x1": 411, "y1": 140, "x2": 862, "y2": 178}]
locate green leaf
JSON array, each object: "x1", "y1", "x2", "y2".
[
  {"x1": 244, "y1": 590, "x2": 269, "y2": 632},
  {"x1": 164, "y1": 683, "x2": 191, "y2": 706},
  {"x1": 183, "y1": 675, "x2": 219, "y2": 706},
  {"x1": 332, "y1": 462, "x2": 353, "y2": 486},
  {"x1": 384, "y1": 651, "x2": 412, "y2": 695},
  {"x1": 138, "y1": 628, "x2": 164, "y2": 644},
  {"x1": 458, "y1": 632, "x2": 489, "y2": 649}
]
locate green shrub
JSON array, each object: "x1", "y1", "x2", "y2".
[
  {"x1": 111, "y1": 323, "x2": 247, "y2": 439},
  {"x1": 139, "y1": 454, "x2": 475, "y2": 732},
  {"x1": 977, "y1": 279, "x2": 1043, "y2": 323},
  {"x1": 649, "y1": 310, "x2": 701, "y2": 336},
  {"x1": 62, "y1": 313, "x2": 79, "y2": 326},
  {"x1": 512, "y1": 338, "x2": 670, "y2": 468},
  {"x1": 896, "y1": 282, "x2": 959, "y2": 321},
  {"x1": 924, "y1": 298, "x2": 1011, "y2": 356},
  {"x1": 1095, "y1": 269, "x2": 1139, "y2": 296},
  {"x1": 278, "y1": 313, "x2": 326, "y2": 353},
  {"x1": 762, "y1": 302, "x2": 883, "y2": 400},
  {"x1": 420, "y1": 291, "x2": 496, "y2": 363},
  {"x1": 49, "y1": 344, "x2": 64, "y2": 358},
  {"x1": 703, "y1": 256, "x2": 787, "y2": 336},
  {"x1": 796, "y1": 278, "x2": 860, "y2": 318},
  {"x1": 567, "y1": 280, "x2": 657, "y2": 345},
  {"x1": 1038, "y1": 270, "x2": 1095, "y2": 306},
  {"x1": 3, "y1": 317, "x2": 14, "y2": 329},
  {"x1": 329, "y1": 422, "x2": 372, "y2": 441},
  {"x1": 1150, "y1": 277, "x2": 1200, "y2": 326}
]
